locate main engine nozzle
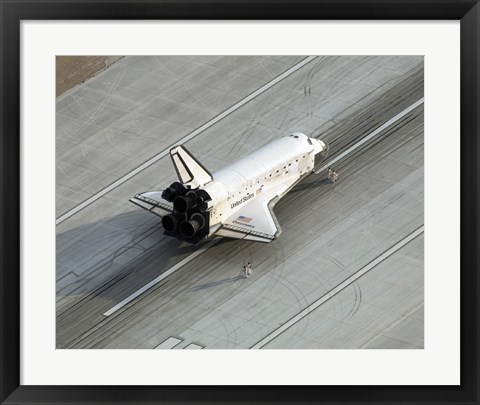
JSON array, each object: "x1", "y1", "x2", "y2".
[
  {"x1": 161, "y1": 213, "x2": 185, "y2": 232},
  {"x1": 179, "y1": 213, "x2": 205, "y2": 238},
  {"x1": 173, "y1": 191, "x2": 197, "y2": 213},
  {"x1": 179, "y1": 220, "x2": 200, "y2": 238},
  {"x1": 162, "y1": 182, "x2": 186, "y2": 202}
]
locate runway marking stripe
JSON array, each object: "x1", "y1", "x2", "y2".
[
  {"x1": 315, "y1": 97, "x2": 424, "y2": 175},
  {"x1": 184, "y1": 343, "x2": 204, "y2": 349},
  {"x1": 250, "y1": 226, "x2": 424, "y2": 349},
  {"x1": 155, "y1": 336, "x2": 182, "y2": 349},
  {"x1": 56, "y1": 56, "x2": 318, "y2": 225},
  {"x1": 102, "y1": 238, "x2": 220, "y2": 316}
]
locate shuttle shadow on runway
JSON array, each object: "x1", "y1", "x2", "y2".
[
  {"x1": 56, "y1": 208, "x2": 261, "y2": 307},
  {"x1": 187, "y1": 276, "x2": 245, "y2": 292},
  {"x1": 56, "y1": 210, "x2": 208, "y2": 302},
  {"x1": 289, "y1": 177, "x2": 332, "y2": 194}
]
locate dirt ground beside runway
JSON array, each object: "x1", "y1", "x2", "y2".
[{"x1": 56, "y1": 56, "x2": 123, "y2": 96}]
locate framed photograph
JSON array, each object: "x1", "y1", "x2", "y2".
[{"x1": 1, "y1": 0, "x2": 478, "y2": 404}]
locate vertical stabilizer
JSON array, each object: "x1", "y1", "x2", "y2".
[{"x1": 170, "y1": 145, "x2": 213, "y2": 188}]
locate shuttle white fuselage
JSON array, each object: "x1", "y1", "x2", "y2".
[{"x1": 130, "y1": 133, "x2": 328, "y2": 243}]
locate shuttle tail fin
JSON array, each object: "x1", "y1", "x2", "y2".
[{"x1": 170, "y1": 145, "x2": 213, "y2": 188}]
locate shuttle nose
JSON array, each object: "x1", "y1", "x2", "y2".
[
  {"x1": 319, "y1": 140, "x2": 329, "y2": 160},
  {"x1": 313, "y1": 138, "x2": 329, "y2": 169},
  {"x1": 319, "y1": 140, "x2": 328, "y2": 156},
  {"x1": 310, "y1": 138, "x2": 328, "y2": 155}
]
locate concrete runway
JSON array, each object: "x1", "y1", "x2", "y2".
[{"x1": 56, "y1": 56, "x2": 424, "y2": 349}]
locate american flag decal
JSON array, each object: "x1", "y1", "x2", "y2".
[{"x1": 236, "y1": 215, "x2": 253, "y2": 223}]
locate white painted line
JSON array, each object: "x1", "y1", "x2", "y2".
[
  {"x1": 155, "y1": 336, "x2": 182, "y2": 349},
  {"x1": 251, "y1": 226, "x2": 424, "y2": 349},
  {"x1": 103, "y1": 238, "x2": 220, "y2": 316},
  {"x1": 315, "y1": 97, "x2": 424, "y2": 175},
  {"x1": 184, "y1": 343, "x2": 204, "y2": 349},
  {"x1": 56, "y1": 56, "x2": 318, "y2": 225}
]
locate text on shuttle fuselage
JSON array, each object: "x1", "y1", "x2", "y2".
[{"x1": 230, "y1": 192, "x2": 255, "y2": 209}]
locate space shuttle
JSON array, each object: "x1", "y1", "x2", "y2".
[{"x1": 130, "y1": 133, "x2": 328, "y2": 243}]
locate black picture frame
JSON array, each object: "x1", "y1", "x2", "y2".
[{"x1": 1, "y1": 1, "x2": 478, "y2": 404}]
